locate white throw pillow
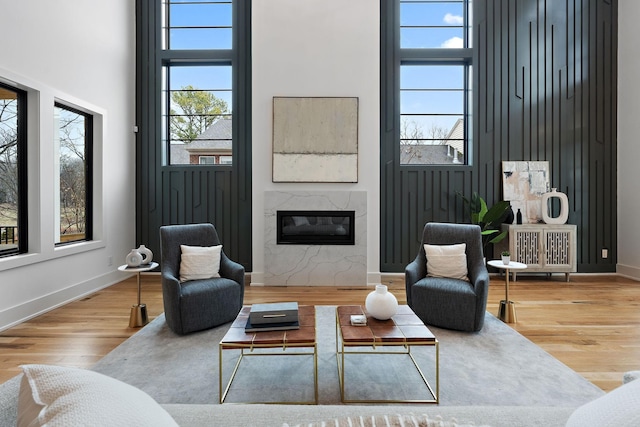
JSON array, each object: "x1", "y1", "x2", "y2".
[
  {"x1": 18, "y1": 364, "x2": 178, "y2": 427},
  {"x1": 424, "y1": 243, "x2": 469, "y2": 281},
  {"x1": 565, "y1": 377, "x2": 640, "y2": 427},
  {"x1": 179, "y1": 244, "x2": 222, "y2": 282}
]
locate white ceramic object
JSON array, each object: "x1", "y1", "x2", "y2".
[
  {"x1": 541, "y1": 188, "x2": 569, "y2": 224},
  {"x1": 125, "y1": 249, "x2": 143, "y2": 268},
  {"x1": 502, "y1": 255, "x2": 510, "y2": 265},
  {"x1": 365, "y1": 284, "x2": 398, "y2": 320},
  {"x1": 137, "y1": 244, "x2": 153, "y2": 264}
]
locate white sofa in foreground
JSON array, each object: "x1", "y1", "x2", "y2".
[{"x1": 2, "y1": 365, "x2": 639, "y2": 427}]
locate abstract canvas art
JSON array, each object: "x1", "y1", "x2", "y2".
[
  {"x1": 502, "y1": 161, "x2": 550, "y2": 224},
  {"x1": 272, "y1": 97, "x2": 358, "y2": 182}
]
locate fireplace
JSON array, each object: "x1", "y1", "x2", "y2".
[{"x1": 277, "y1": 210, "x2": 355, "y2": 245}]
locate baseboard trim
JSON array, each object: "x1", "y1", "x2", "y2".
[
  {"x1": 616, "y1": 264, "x2": 640, "y2": 282},
  {"x1": 0, "y1": 270, "x2": 123, "y2": 332}
]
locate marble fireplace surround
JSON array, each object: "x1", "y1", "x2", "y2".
[{"x1": 263, "y1": 191, "x2": 367, "y2": 286}]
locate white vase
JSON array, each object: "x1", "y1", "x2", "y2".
[
  {"x1": 137, "y1": 244, "x2": 153, "y2": 264},
  {"x1": 541, "y1": 188, "x2": 569, "y2": 224},
  {"x1": 125, "y1": 249, "x2": 143, "y2": 268},
  {"x1": 365, "y1": 284, "x2": 398, "y2": 320},
  {"x1": 502, "y1": 255, "x2": 510, "y2": 265}
]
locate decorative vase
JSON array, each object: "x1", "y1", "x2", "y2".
[
  {"x1": 365, "y1": 284, "x2": 398, "y2": 320},
  {"x1": 516, "y1": 208, "x2": 523, "y2": 224},
  {"x1": 503, "y1": 205, "x2": 514, "y2": 224},
  {"x1": 541, "y1": 188, "x2": 569, "y2": 224},
  {"x1": 502, "y1": 255, "x2": 510, "y2": 265},
  {"x1": 125, "y1": 249, "x2": 143, "y2": 268},
  {"x1": 137, "y1": 244, "x2": 153, "y2": 264}
]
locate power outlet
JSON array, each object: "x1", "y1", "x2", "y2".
[
  {"x1": 601, "y1": 249, "x2": 608, "y2": 259},
  {"x1": 107, "y1": 256, "x2": 113, "y2": 266}
]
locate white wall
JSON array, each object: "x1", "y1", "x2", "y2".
[
  {"x1": 617, "y1": 0, "x2": 640, "y2": 279},
  {"x1": 251, "y1": 0, "x2": 381, "y2": 285},
  {"x1": 0, "y1": 0, "x2": 136, "y2": 329}
]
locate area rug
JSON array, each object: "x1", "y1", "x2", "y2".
[{"x1": 91, "y1": 306, "x2": 603, "y2": 406}]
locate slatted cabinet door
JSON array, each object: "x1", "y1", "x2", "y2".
[{"x1": 504, "y1": 224, "x2": 577, "y2": 282}]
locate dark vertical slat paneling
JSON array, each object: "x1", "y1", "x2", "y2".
[
  {"x1": 381, "y1": 0, "x2": 617, "y2": 272},
  {"x1": 136, "y1": 1, "x2": 252, "y2": 270}
]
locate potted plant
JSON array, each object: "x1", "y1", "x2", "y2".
[
  {"x1": 501, "y1": 250, "x2": 510, "y2": 265},
  {"x1": 456, "y1": 191, "x2": 511, "y2": 254}
]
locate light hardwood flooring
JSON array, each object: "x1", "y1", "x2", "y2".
[{"x1": 1, "y1": 273, "x2": 639, "y2": 392}]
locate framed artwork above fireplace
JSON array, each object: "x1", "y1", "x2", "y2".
[{"x1": 272, "y1": 97, "x2": 358, "y2": 183}]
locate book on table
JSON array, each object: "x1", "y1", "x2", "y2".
[
  {"x1": 249, "y1": 302, "x2": 299, "y2": 325},
  {"x1": 244, "y1": 318, "x2": 299, "y2": 332}
]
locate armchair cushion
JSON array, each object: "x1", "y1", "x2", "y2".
[
  {"x1": 179, "y1": 244, "x2": 222, "y2": 282},
  {"x1": 424, "y1": 243, "x2": 469, "y2": 281}
]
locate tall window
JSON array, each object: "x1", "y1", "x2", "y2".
[
  {"x1": 162, "y1": 0, "x2": 234, "y2": 166},
  {"x1": 0, "y1": 83, "x2": 27, "y2": 257},
  {"x1": 399, "y1": 0, "x2": 472, "y2": 165},
  {"x1": 54, "y1": 103, "x2": 92, "y2": 245}
]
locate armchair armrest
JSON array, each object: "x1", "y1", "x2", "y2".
[
  {"x1": 219, "y1": 252, "x2": 245, "y2": 302},
  {"x1": 405, "y1": 254, "x2": 426, "y2": 307}
]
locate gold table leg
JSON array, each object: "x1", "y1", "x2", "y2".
[
  {"x1": 498, "y1": 267, "x2": 517, "y2": 323},
  {"x1": 129, "y1": 272, "x2": 149, "y2": 327}
]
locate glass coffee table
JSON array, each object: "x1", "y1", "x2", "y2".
[
  {"x1": 219, "y1": 305, "x2": 317, "y2": 404},
  {"x1": 335, "y1": 305, "x2": 439, "y2": 403}
]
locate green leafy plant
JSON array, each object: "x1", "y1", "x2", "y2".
[
  {"x1": 456, "y1": 191, "x2": 510, "y2": 251},
  {"x1": 501, "y1": 250, "x2": 510, "y2": 257}
]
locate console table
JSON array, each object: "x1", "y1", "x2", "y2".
[{"x1": 498, "y1": 224, "x2": 577, "y2": 281}]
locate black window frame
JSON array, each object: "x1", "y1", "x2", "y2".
[
  {"x1": 53, "y1": 101, "x2": 94, "y2": 246},
  {"x1": 0, "y1": 82, "x2": 28, "y2": 258},
  {"x1": 389, "y1": 0, "x2": 474, "y2": 167},
  {"x1": 161, "y1": 0, "x2": 237, "y2": 167}
]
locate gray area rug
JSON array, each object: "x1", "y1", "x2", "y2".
[{"x1": 91, "y1": 306, "x2": 603, "y2": 406}]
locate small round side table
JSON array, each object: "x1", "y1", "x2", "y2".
[
  {"x1": 487, "y1": 260, "x2": 527, "y2": 323},
  {"x1": 118, "y1": 262, "x2": 158, "y2": 327}
]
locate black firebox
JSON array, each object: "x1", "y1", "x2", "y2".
[{"x1": 277, "y1": 210, "x2": 355, "y2": 245}]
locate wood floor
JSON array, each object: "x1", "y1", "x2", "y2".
[{"x1": 1, "y1": 273, "x2": 639, "y2": 392}]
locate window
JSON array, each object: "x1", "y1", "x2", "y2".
[
  {"x1": 54, "y1": 103, "x2": 92, "y2": 245},
  {"x1": 399, "y1": 0, "x2": 472, "y2": 165},
  {"x1": 162, "y1": 0, "x2": 232, "y2": 50},
  {"x1": 162, "y1": 0, "x2": 234, "y2": 166},
  {"x1": 0, "y1": 83, "x2": 27, "y2": 257}
]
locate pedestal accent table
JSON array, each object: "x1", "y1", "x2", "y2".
[
  {"x1": 118, "y1": 262, "x2": 158, "y2": 327},
  {"x1": 487, "y1": 260, "x2": 527, "y2": 323}
]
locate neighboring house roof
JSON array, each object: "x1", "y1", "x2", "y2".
[
  {"x1": 196, "y1": 117, "x2": 232, "y2": 142},
  {"x1": 170, "y1": 118, "x2": 232, "y2": 163},
  {"x1": 401, "y1": 144, "x2": 461, "y2": 164}
]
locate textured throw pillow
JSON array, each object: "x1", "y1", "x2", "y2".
[
  {"x1": 179, "y1": 244, "x2": 222, "y2": 282},
  {"x1": 18, "y1": 364, "x2": 178, "y2": 427},
  {"x1": 424, "y1": 243, "x2": 469, "y2": 281},
  {"x1": 565, "y1": 377, "x2": 640, "y2": 427},
  {"x1": 285, "y1": 413, "x2": 489, "y2": 427}
]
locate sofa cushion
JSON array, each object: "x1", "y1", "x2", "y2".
[
  {"x1": 424, "y1": 243, "x2": 469, "y2": 281},
  {"x1": 565, "y1": 377, "x2": 640, "y2": 427},
  {"x1": 179, "y1": 244, "x2": 222, "y2": 282},
  {"x1": 18, "y1": 364, "x2": 178, "y2": 427}
]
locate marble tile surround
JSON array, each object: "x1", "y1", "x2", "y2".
[{"x1": 264, "y1": 191, "x2": 367, "y2": 286}]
